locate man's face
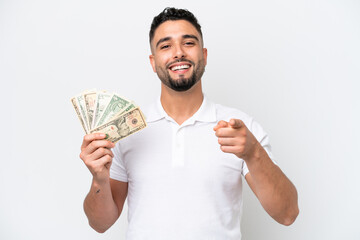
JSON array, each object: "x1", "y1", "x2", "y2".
[{"x1": 149, "y1": 20, "x2": 207, "y2": 92}]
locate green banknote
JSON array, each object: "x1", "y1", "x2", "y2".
[{"x1": 96, "y1": 94, "x2": 131, "y2": 127}]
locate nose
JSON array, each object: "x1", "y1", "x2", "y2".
[{"x1": 173, "y1": 44, "x2": 186, "y2": 59}]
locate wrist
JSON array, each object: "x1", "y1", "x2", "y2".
[
  {"x1": 243, "y1": 142, "x2": 264, "y2": 163},
  {"x1": 92, "y1": 177, "x2": 110, "y2": 188}
]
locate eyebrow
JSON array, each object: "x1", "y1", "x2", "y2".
[
  {"x1": 155, "y1": 34, "x2": 200, "y2": 48},
  {"x1": 156, "y1": 37, "x2": 171, "y2": 48}
]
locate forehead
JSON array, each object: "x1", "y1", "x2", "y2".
[{"x1": 152, "y1": 20, "x2": 201, "y2": 44}]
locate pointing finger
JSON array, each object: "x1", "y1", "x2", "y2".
[{"x1": 213, "y1": 120, "x2": 229, "y2": 131}]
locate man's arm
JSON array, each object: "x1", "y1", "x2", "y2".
[
  {"x1": 214, "y1": 119, "x2": 299, "y2": 225},
  {"x1": 80, "y1": 133, "x2": 128, "y2": 233}
]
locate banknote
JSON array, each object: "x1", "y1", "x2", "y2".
[
  {"x1": 90, "y1": 107, "x2": 147, "y2": 143},
  {"x1": 92, "y1": 92, "x2": 112, "y2": 129},
  {"x1": 71, "y1": 89, "x2": 146, "y2": 141},
  {"x1": 108, "y1": 102, "x2": 137, "y2": 122},
  {"x1": 84, "y1": 91, "x2": 97, "y2": 130},
  {"x1": 71, "y1": 97, "x2": 88, "y2": 134},
  {"x1": 96, "y1": 94, "x2": 131, "y2": 127},
  {"x1": 76, "y1": 94, "x2": 90, "y2": 132}
]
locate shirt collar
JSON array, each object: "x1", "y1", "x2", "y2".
[{"x1": 145, "y1": 95, "x2": 217, "y2": 124}]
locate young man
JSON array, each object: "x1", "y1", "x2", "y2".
[{"x1": 80, "y1": 7, "x2": 299, "y2": 239}]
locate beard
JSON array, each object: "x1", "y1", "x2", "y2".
[{"x1": 155, "y1": 58, "x2": 206, "y2": 92}]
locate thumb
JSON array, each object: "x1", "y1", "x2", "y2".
[{"x1": 229, "y1": 119, "x2": 243, "y2": 129}]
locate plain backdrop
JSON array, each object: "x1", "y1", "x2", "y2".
[{"x1": 1, "y1": 0, "x2": 360, "y2": 239}]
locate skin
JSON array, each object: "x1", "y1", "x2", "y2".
[{"x1": 80, "y1": 19, "x2": 299, "y2": 233}]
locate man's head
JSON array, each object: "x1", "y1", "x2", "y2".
[
  {"x1": 149, "y1": 8, "x2": 207, "y2": 92},
  {"x1": 149, "y1": 7, "x2": 203, "y2": 49}
]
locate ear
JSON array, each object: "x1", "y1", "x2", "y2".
[
  {"x1": 149, "y1": 55, "x2": 157, "y2": 73},
  {"x1": 203, "y1": 48, "x2": 208, "y2": 66}
]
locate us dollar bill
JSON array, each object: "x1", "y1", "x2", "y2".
[
  {"x1": 90, "y1": 107, "x2": 147, "y2": 143},
  {"x1": 108, "y1": 102, "x2": 137, "y2": 122},
  {"x1": 92, "y1": 92, "x2": 112, "y2": 129},
  {"x1": 76, "y1": 94, "x2": 90, "y2": 132},
  {"x1": 84, "y1": 91, "x2": 97, "y2": 130},
  {"x1": 71, "y1": 97, "x2": 88, "y2": 134},
  {"x1": 96, "y1": 94, "x2": 131, "y2": 128}
]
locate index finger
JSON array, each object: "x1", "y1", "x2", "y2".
[
  {"x1": 81, "y1": 133, "x2": 107, "y2": 149},
  {"x1": 213, "y1": 120, "x2": 229, "y2": 131}
]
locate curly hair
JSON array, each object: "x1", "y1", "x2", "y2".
[{"x1": 149, "y1": 7, "x2": 203, "y2": 45}]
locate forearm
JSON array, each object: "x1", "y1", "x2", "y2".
[
  {"x1": 245, "y1": 143, "x2": 299, "y2": 225},
  {"x1": 84, "y1": 178, "x2": 119, "y2": 233}
]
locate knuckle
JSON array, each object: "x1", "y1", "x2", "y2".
[
  {"x1": 99, "y1": 148, "x2": 107, "y2": 155},
  {"x1": 242, "y1": 131, "x2": 247, "y2": 138},
  {"x1": 84, "y1": 134, "x2": 91, "y2": 142},
  {"x1": 89, "y1": 141, "x2": 98, "y2": 149}
]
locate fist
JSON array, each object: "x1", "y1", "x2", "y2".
[{"x1": 79, "y1": 133, "x2": 115, "y2": 183}]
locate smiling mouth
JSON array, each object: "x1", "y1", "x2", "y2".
[{"x1": 169, "y1": 64, "x2": 191, "y2": 72}]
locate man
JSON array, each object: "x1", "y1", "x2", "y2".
[{"x1": 80, "y1": 7, "x2": 299, "y2": 239}]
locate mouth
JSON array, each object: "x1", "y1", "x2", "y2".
[{"x1": 168, "y1": 62, "x2": 192, "y2": 74}]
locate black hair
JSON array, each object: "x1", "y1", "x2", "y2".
[{"x1": 149, "y1": 7, "x2": 203, "y2": 45}]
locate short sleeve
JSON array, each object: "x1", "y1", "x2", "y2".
[
  {"x1": 110, "y1": 143, "x2": 128, "y2": 182},
  {"x1": 241, "y1": 119, "x2": 277, "y2": 177}
]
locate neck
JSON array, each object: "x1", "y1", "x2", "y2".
[{"x1": 160, "y1": 80, "x2": 204, "y2": 125}]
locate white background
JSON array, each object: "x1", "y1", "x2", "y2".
[{"x1": 1, "y1": 0, "x2": 360, "y2": 239}]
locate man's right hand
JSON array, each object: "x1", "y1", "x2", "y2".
[{"x1": 80, "y1": 133, "x2": 115, "y2": 184}]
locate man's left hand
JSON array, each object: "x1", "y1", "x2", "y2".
[{"x1": 213, "y1": 119, "x2": 260, "y2": 161}]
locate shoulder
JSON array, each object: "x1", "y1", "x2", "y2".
[{"x1": 214, "y1": 103, "x2": 252, "y2": 124}]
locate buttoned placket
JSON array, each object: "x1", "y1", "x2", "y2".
[
  {"x1": 171, "y1": 125, "x2": 185, "y2": 167},
  {"x1": 164, "y1": 115, "x2": 197, "y2": 168}
]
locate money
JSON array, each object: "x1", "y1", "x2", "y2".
[
  {"x1": 90, "y1": 107, "x2": 147, "y2": 143},
  {"x1": 76, "y1": 94, "x2": 90, "y2": 133},
  {"x1": 92, "y1": 92, "x2": 112, "y2": 129},
  {"x1": 71, "y1": 89, "x2": 147, "y2": 142},
  {"x1": 96, "y1": 94, "x2": 131, "y2": 127},
  {"x1": 84, "y1": 91, "x2": 97, "y2": 130},
  {"x1": 71, "y1": 97, "x2": 88, "y2": 134}
]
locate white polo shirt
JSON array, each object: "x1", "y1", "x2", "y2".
[{"x1": 110, "y1": 96, "x2": 274, "y2": 240}]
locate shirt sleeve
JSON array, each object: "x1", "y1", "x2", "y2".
[
  {"x1": 110, "y1": 143, "x2": 129, "y2": 182},
  {"x1": 241, "y1": 118, "x2": 277, "y2": 177}
]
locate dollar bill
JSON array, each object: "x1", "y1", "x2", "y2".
[
  {"x1": 90, "y1": 108, "x2": 147, "y2": 143},
  {"x1": 108, "y1": 102, "x2": 137, "y2": 122},
  {"x1": 84, "y1": 91, "x2": 97, "y2": 130},
  {"x1": 71, "y1": 97, "x2": 88, "y2": 134},
  {"x1": 92, "y1": 92, "x2": 113, "y2": 129},
  {"x1": 96, "y1": 94, "x2": 131, "y2": 128},
  {"x1": 76, "y1": 94, "x2": 90, "y2": 132}
]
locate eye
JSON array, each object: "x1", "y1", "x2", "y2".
[
  {"x1": 185, "y1": 41, "x2": 195, "y2": 46},
  {"x1": 160, "y1": 44, "x2": 170, "y2": 50}
]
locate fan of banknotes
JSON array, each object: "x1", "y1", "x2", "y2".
[{"x1": 71, "y1": 90, "x2": 147, "y2": 143}]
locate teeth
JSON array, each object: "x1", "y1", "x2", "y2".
[{"x1": 171, "y1": 65, "x2": 190, "y2": 71}]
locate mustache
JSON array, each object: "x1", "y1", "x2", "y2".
[{"x1": 166, "y1": 58, "x2": 195, "y2": 69}]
